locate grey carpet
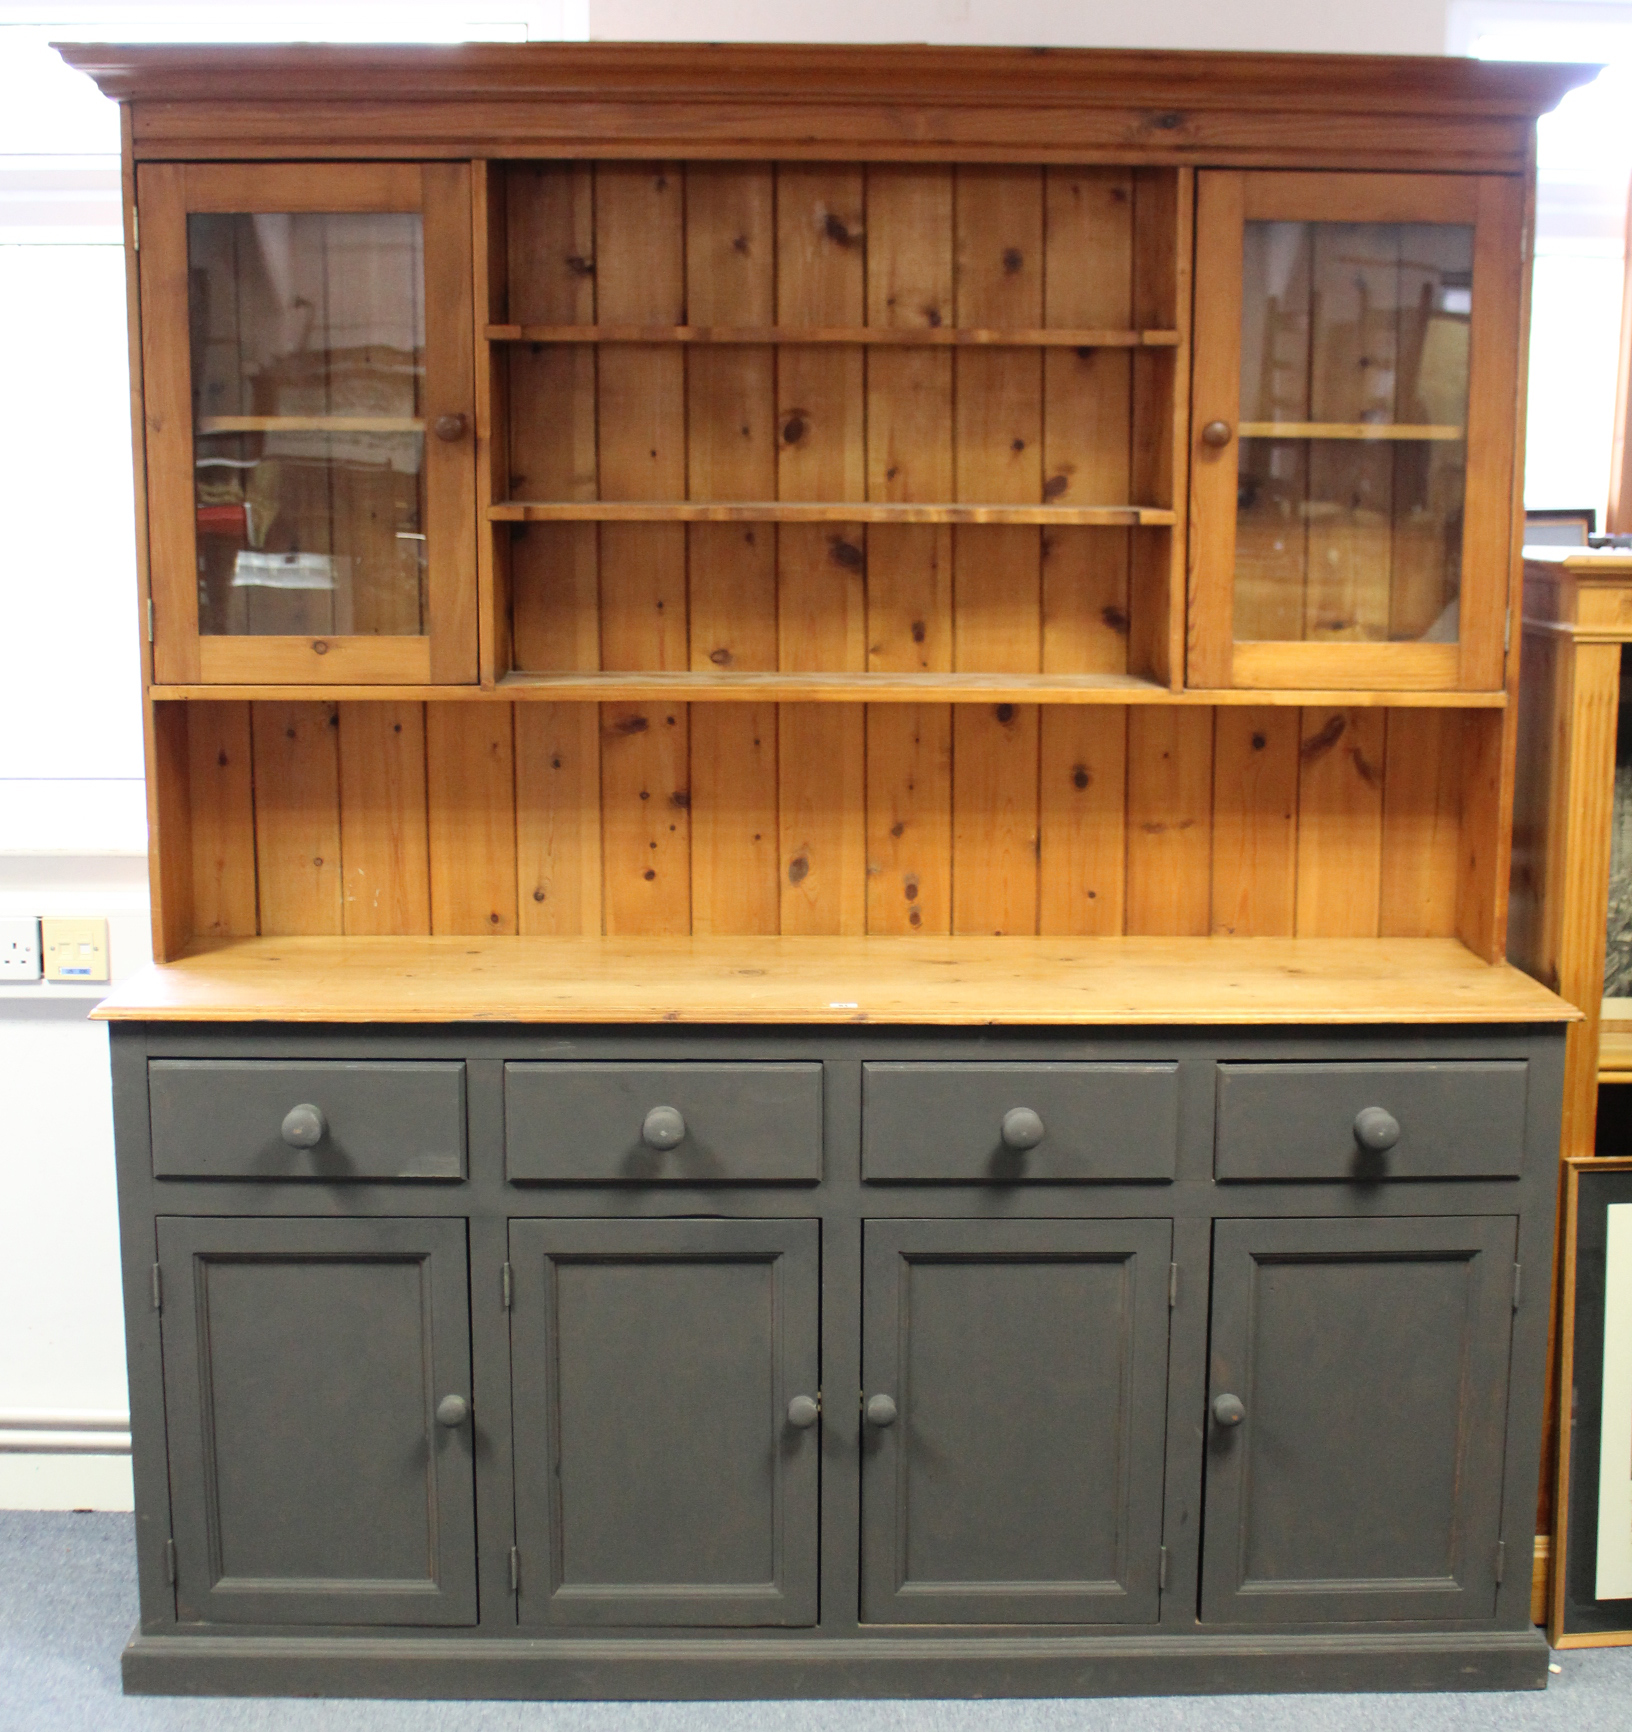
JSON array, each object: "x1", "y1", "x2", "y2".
[{"x1": 3, "y1": 1511, "x2": 1630, "y2": 1731}]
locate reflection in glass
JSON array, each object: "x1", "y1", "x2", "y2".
[
  {"x1": 1234, "y1": 221, "x2": 1473, "y2": 645},
  {"x1": 188, "y1": 212, "x2": 427, "y2": 638}
]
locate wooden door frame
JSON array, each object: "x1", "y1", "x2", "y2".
[
  {"x1": 859, "y1": 1215, "x2": 1173, "y2": 1625},
  {"x1": 156, "y1": 1213, "x2": 477, "y2": 1626},
  {"x1": 137, "y1": 160, "x2": 477, "y2": 685},
  {"x1": 1188, "y1": 169, "x2": 1524, "y2": 693}
]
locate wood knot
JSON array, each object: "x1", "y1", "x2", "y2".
[
  {"x1": 1300, "y1": 714, "x2": 1346, "y2": 763},
  {"x1": 1002, "y1": 247, "x2": 1023, "y2": 274},
  {"x1": 829, "y1": 537, "x2": 864, "y2": 572},
  {"x1": 613, "y1": 714, "x2": 650, "y2": 735},
  {"x1": 1072, "y1": 765, "x2": 1090, "y2": 790},
  {"x1": 1043, "y1": 474, "x2": 1068, "y2": 500},
  {"x1": 788, "y1": 854, "x2": 811, "y2": 884},
  {"x1": 782, "y1": 413, "x2": 807, "y2": 445}
]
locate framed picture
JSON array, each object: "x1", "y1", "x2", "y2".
[
  {"x1": 1552, "y1": 1154, "x2": 1632, "y2": 1645},
  {"x1": 1524, "y1": 507, "x2": 1596, "y2": 549}
]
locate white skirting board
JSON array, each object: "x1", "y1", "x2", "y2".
[{"x1": 0, "y1": 1453, "x2": 133, "y2": 1510}]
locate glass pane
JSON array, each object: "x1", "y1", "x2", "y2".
[
  {"x1": 188, "y1": 212, "x2": 426, "y2": 638},
  {"x1": 1234, "y1": 220, "x2": 1473, "y2": 645}
]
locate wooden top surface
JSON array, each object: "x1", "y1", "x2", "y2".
[
  {"x1": 94, "y1": 936, "x2": 1576, "y2": 1026},
  {"x1": 57, "y1": 43, "x2": 1592, "y2": 113},
  {"x1": 55, "y1": 43, "x2": 1594, "y2": 169}
]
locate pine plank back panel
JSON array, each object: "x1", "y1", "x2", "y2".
[{"x1": 170, "y1": 696, "x2": 1472, "y2": 942}]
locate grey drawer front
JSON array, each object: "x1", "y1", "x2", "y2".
[
  {"x1": 148, "y1": 1061, "x2": 466, "y2": 1181},
  {"x1": 1214, "y1": 1060, "x2": 1529, "y2": 1181},
  {"x1": 505, "y1": 1062, "x2": 823, "y2": 1183},
  {"x1": 862, "y1": 1062, "x2": 1178, "y2": 1182}
]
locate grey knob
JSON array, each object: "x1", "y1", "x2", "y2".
[
  {"x1": 642, "y1": 1105, "x2": 686, "y2": 1150},
  {"x1": 1354, "y1": 1106, "x2": 1401, "y2": 1153},
  {"x1": 786, "y1": 1394, "x2": 820, "y2": 1429},
  {"x1": 433, "y1": 411, "x2": 468, "y2": 442},
  {"x1": 1212, "y1": 1393, "x2": 1245, "y2": 1427},
  {"x1": 280, "y1": 1104, "x2": 325, "y2": 1148},
  {"x1": 1001, "y1": 1107, "x2": 1045, "y2": 1151},
  {"x1": 1201, "y1": 418, "x2": 1233, "y2": 448},
  {"x1": 436, "y1": 1394, "x2": 469, "y2": 1428},
  {"x1": 865, "y1": 1393, "x2": 898, "y2": 1428}
]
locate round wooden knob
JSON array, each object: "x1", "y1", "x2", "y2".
[
  {"x1": 1354, "y1": 1106, "x2": 1401, "y2": 1153},
  {"x1": 642, "y1": 1105, "x2": 686, "y2": 1150},
  {"x1": 865, "y1": 1393, "x2": 898, "y2": 1428},
  {"x1": 1212, "y1": 1393, "x2": 1245, "y2": 1427},
  {"x1": 1001, "y1": 1107, "x2": 1045, "y2": 1151},
  {"x1": 433, "y1": 412, "x2": 468, "y2": 442},
  {"x1": 280, "y1": 1104, "x2": 325, "y2": 1148},
  {"x1": 786, "y1": 1395, "x2": 820, "y2": 1429},
  {"x1": 436, "y1": 1394, "x2": 469, "y2": 1428},
  {"x1": 1201, "y1": 419, "x2": 1233, "y2": 448}
]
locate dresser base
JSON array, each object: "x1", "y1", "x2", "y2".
[{"x1": 122, "y1": 1627, "x2": 1551, "y2": 1699}]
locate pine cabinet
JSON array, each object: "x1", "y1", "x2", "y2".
[
  {"x1": 1189, "y1": 171, "x2": 1525, "y2": 692},
  {"x1": 138, "y1": 162, "x2": 477, "y2": 685},
  {"x1": 73, "y1": 36, "x2": 1587, "y2": 1705}
]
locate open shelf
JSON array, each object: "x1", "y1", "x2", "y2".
[
  {"x1": 485, "y1": 323, "x2": 1182, "y2": 348},
  {"x1": 94, "y1": 935, "x2": 1573, "y2": 1027},
  {"x1": 197, "y1": 415, "x2": 424, "y2": 435},
  {"x1": 1237, "y1": 422, "x2": 1464, "y2": 442},
  {"x1": 489, "y1": 501, "x2": 1177, "y2": 527},
  {"x1": 146, "y1": 678, "x2": 1506, "y2": 706}
]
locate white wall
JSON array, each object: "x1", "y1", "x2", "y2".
[{"x1": 590, "y1": 0, "x2": 1451, "y2": 52}]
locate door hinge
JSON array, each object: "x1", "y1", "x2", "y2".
[
  {"x1": 132, "y1": 207, "x2": 139, "y2": 253},
  {"x1": 1496, "y1": 1538, "x2": 1507, "y2": 1584},
  {"x1": 1504, "y1": 606, "x2": 1512, "y2": 657},
  {"x1": 150, "y1": 1263, "x2": 162, "y2": 1312},
  {"x1": 163, "y1": 1537, "x2": 176, "y2": 1584},
  {"x1": 145, "y1": 597, "x2": 154, "y2": 644},
  {"x1": 1513, "y1": 1263, "x2": 1523, "y2": 1310},
  {"x1": 501, "y1": 1261, "x2": 512, "y2": 1309},
  {"x1": 509, "y1": 1545, "x2": 520, "y2": 1595},
  {"x1": 1159, "y1": 1545, "x2": 1169, "y2": 1591},
  {"x1": 1168, "y1": 1263, "x2": 1179, "y2": 1309}
]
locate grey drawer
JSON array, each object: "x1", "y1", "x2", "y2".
[
  {"x1": 862, "y1": 1062, "x2": 1178, "y2": 1182},
  {"x1": 148, "y1": 1060, "x2": 466, "y2": 1181},
  {"x1": 505, "y1": 1062, "x2": 822, "y2": 1183},
  {"x1": 1213, "y1": 1060, "x2": 1529, "y2": 1181}
]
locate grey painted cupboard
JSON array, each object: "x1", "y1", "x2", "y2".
[{"x1": 104, "y1": 1015, "x2": 1568, "y2": 1698}]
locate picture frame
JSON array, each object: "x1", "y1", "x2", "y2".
[{"x1": 1551, "y1": 1153, "x2": 1632, "y2": 1646}]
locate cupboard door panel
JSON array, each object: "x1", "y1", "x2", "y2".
[
  {"x1": 861, "y1": 1218, "x2": 1172, "y2": 1624},
  {"x1": 157, "y1": 1215, "x2": 475, "y2": 1625},
  {"x1": 1202, "y1": 1215, "x2": 1516, "y2": 1624},
  {"x1": 137, "y1": 161, "x2": 476, "y2": 686},
  {"x1": 1190, "y1": 171, "x2": 1519, "y2": 693},
  {"x1": 510, "y1": 1217, "x2": 819, "y2": 1627}
]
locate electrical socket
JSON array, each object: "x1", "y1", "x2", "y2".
[{"x1": 0, "y1": 916, "x2": 42, "y2": 981}]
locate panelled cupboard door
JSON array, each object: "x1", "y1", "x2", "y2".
[
  {"x1": 155, "y1": 1216, "x2": 476, "y2": 1626},
  {"x1": 137, "y1": 162, "x2": 478, "y2": 685},
  {"x1": 509, "y1": 1218, "x2": 820, "y2": 1627},
  {"x1": 1189, "y1": 171, "x2": 1523, "y2": 692},
  {"x1": 1201, "y1": 1216, "x2": 1517, "y2": 1625},
  {"x1": 861, "y1": 1218, "x2": 1172, "y2": 1624}
]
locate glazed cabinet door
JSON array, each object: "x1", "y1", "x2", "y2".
[
  {"x1": 156, "y1": 1216, "x2": 476, "y2": 1626},
  {"x1": 509, "y1": 1218, "x2": 820, "y2": 1627},
  {"x1": 137, "y1": 162, "x2": 477, "y2": 685},
  {"x1": 860, "y1": 1218, "x2": 1172, "y2": 1624},
  {"x1": 1201, "y1": 1216, "x2": 1516, "y2": 1624},
  {"x1": 1190, "y1": 171, "x2": 1523, "y2": 692}
]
